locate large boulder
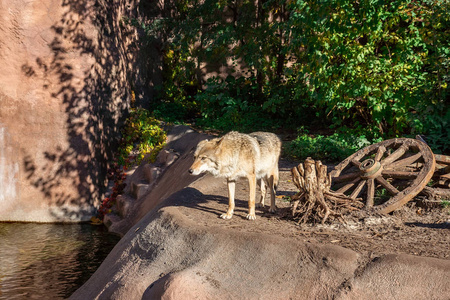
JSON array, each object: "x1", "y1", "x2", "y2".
[
  {"x1": 71, "y1": 186, "x2": 450, "y2": 300},
  {"x1": 0, "y1": 0, "x2": 138, "y2": 221},
  {"x1": 71, "y1": 189, "x2": 361, "y2": 299}
]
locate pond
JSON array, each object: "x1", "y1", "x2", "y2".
[{"x1": 0, "y1": 222, "x2": 120, "y2": 299}]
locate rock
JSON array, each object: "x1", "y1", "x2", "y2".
[
  {"x1": 130, "y1": 182, "x2": 150, "y2": 200},
  {"x1": 116, "y1": 194, "x2": 134, "y2": 218},
  {"x1": 105, "y1": 126, "x2": 209, "y2": 236},
  {"x1": 71, "y1": 128, "x2": 450, "y2": 300},
  {"x1": 142, "y1": 272, "x2": 217, "y2": 300},
  {"x1": 156, "y1": 149, "x2": 180, "y2": 167},
  {"x1": 143, "y1": 165, "x2": 161, "y2": 183},
  {"x1": 336, "y1": 254, "x2": 450, "y2": 300},
  {"x1": 70, "y1": 192, "x2": 360, "y2": 300},
  {"x1": 165, "y1": 152, "x2": 179, "y2": 166},
  {"x1": 71, "y1": 187, "x2": 450, "y2": 300},
  {"x1": 103, "y1": 213, "x2": 122, "y2": 229}
]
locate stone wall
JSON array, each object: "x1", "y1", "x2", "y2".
[{"x1": 0, "y1": 0, "x2": 140, "y2": 221}]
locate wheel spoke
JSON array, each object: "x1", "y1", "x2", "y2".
[
  {"x1": 375, "y1": 176, "x2": 399, "y2": 195},
  {"x1": 381, "y1": 144, "x2": 408, "y2": 166},
  {"x1": 374, "y1": 145, "x2": 386, "y2": 162},
  {"x1": 330, "y1": 138, "x2": 436, "y2": 214},
  {"x1": 386, "y1": 152, "x2": 422, "y2": 170},
  {"x1": 351, "y1": 159, "x2": 361, "y2": 167},
  {"x1": 350, "y1": 179, "x2": 366, "y2": 199},
  {"x1": 331, "y1": 172, "x2": 360, "y2": 184},
  {"x1": 366, "y1": 179, "x2": 375, "y2": 207},
  {"x1": 336, "y1": 177, "x2": 360, "y2": 194},
  {"x1": 381, "y1": 170, "x2": 418, "y2": 179}
]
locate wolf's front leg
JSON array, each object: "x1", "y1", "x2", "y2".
[
  {"x1": 246, "y1": 174, "x2": 257, "y2": 220},
  {"x1": 221, "y1": 179, "x2": 236, "y2": 219}
]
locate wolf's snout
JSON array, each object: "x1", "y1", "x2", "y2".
[{"x1": 188, "y1": 169, "x2": 194, "y2": 174}]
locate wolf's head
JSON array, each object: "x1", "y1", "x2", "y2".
[{"x1": 188, "y1": 138, "x2": 222, "y2": 176}]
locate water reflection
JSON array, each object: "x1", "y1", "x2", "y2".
[{"x1": 0, "y1": 223, "x2": 120, "y2": 299}]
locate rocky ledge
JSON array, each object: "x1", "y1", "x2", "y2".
[{"x1": 71, "y1": 126, "x2": 450, "y2": 299}]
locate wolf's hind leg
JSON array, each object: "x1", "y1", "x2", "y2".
[
  {"x1": 221, "y1": 179, "x2": 235, "y2": 219},
  {"x1": 268, "y1": 174, "x2": 277, "y2": 213},
  {"x1": 256, "y1": 178, "x2": 267, "y2": 208}
]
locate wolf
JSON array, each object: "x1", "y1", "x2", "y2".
[{"x1": 189, "y1": 131, "x2": 281, "y2": 220}]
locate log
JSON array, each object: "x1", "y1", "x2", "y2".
[{"x1": 420, "y1": 186, "x2": 450, "y2": 201}]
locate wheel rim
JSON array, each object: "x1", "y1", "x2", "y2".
[{"x1": 330, "y1": 138, "x2": 436, "y2": 214}]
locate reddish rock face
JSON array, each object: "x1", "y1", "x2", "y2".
[{"x1": 0, "y1": 0, "x2": 132, "y2": 222}]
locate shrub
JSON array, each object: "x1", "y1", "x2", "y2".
[
  {"x1": 284, "y1": 129, "x2": 383, "y2": 163},
  {"x1": 117, "y1": 108, "x2": 166, "y2": 167},
  {"x1": 131, "y1": 0, "x2": 449, "y2": 149}
]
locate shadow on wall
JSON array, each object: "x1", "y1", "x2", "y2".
[
  {"x1": 138, "y1": 0, "x2": 253, "y2": 85},
  {"x1": 17, "y1": 0, "x2": 138, "y2": 221},
  {"x1": 12, "y1": 0, "x2": 248, "y2": 221}
]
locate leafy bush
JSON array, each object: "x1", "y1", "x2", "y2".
[
  {"x1": 284, "y1": 129, "x2": 383, "y2": 163},
  {"x1": 286, "y1": 0, "x2": 449, "y2": 136},
  {"x1": 150, "y1": 49, "x2": 201, "y2": 122},
  {"x1": 117, "y1": 108, "x2": 167, "y2": 167},
  {"x1": 131, "y1": 0, "x2": 448, "y2": 151},
  {"x1": 194, "y1": 75, "x2": 290, "y2": 132},
  {"x1": 416, "y1": 109, "x2": 450, "y2": 154}
]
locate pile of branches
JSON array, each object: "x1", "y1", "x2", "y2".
[{"x1": 291, "y1": 158, "x2": 364, "y2": 224}]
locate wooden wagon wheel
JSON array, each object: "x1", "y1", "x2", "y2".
[{"x1": 329, "y1": 138, "x2": 436, "y2": 214}]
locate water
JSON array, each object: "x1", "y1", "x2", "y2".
[{"x1": 0, "y1": 223, "x2": 120, "y2": 299}]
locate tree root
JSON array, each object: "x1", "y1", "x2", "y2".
[{"x1": 290, "y1": 158, "x2": 364, "y2": 225}]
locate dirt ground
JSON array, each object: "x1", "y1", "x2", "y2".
[{"x1": 182, "y1": 158, "x2": 450, "y2": 260}]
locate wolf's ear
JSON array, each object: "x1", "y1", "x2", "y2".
[
  {"x1": 194, "y1": 139, "x2": 208, "y2": 153},
  {"x1": 212, "y1": 137, "x2": 225, "y2": 155}
]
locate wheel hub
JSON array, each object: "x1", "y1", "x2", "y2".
[{"x1": 359, "y1": 159, "x2": 382, "y2": 179}]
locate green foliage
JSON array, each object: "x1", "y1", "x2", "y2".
[
  {"x1": 284, "y1": 128, "x2": 383, "y2": 163},
  {"x1": 117, "y1": 108, "x2": 167, "y2": 167},
  {"x1": 132, "y1": 0, "x2": 449, "y2": 152},
  {"x1": 287, "y1": 0, "x2": 449, "y2": 136},
  {"x1": 412, "y1": 108, "x2": 450, "y2": 154},
  {"x1": 423, "y1": 110, "x2": 450, "y2": 154},
  {"x1": 194, "y1": 75, "x2": 291, "y2": 131},
  {"x1": 151, "y1": 49, "x2": 201, "y2": 122}
]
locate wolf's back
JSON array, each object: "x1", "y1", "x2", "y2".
[
  {"x1": 249, "y1": 132, "x2": 281, "y2": 181},
  {"x1": 249, "y1": 132, "x2": 281, "y2": 159}
]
